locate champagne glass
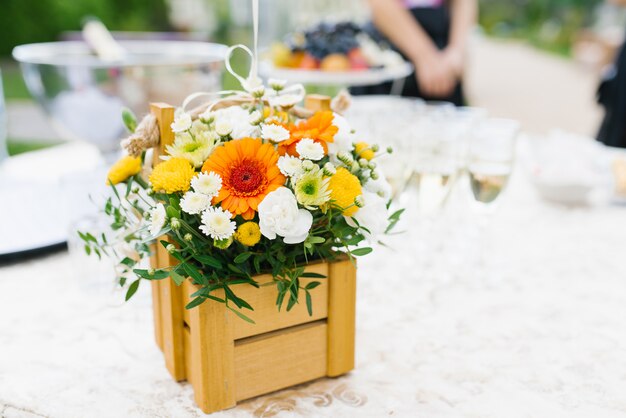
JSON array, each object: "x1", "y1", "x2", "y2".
[
  {"x1": 468, "y1": 118, "x2": 520, "y2": 211},
  {"x1": 405, "y1": 103, "x2": 459, "y2": 216}
]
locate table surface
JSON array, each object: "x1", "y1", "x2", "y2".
[{"x1": 2, "y1": 166, "x2": 626, "y2": 418}]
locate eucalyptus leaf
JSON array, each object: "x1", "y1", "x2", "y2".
[{"x1": 125, "y1": 279, "x2": 140, "y2": 301}]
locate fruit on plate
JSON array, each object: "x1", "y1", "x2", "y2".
[
  {"x1": 347, "y1": 48, "x2": 369, "y2": 70},
  {"x1": 299, "y1": 53, "x2": 320, "y2": 70},
  {"x1": 320, "y1": 54, "x2": 351, "y2": 71},
  {"x1": 269, "y1": 21, "x2": 404, "y2": 72}
]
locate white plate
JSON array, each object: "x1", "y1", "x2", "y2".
[
  {"x1": 259, "y1": 61, "x2": 413, "y2": 86},
  {"x1": 0, "y1": 142, "x2": 106, "y2": 259}
]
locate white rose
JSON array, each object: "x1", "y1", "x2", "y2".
[
  {"x1": 345, "y1": 191, "x2": 388, "y2": 241},
  {"x1": 328, "y1": 113, "x2": 356, "y2": 157},
  {"x1": 258, "y1": 187, "x2": 312, "y2": 244}
]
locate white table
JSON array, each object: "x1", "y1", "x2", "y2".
[{"x1": 2, "y1": 168, "x2": 626, "y2": 418}]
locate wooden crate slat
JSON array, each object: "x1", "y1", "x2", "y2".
[
  {"x1": 233, "y1": 321, "x2": 328, "y2": 401},
  {"x1": 326, "y1": 259, "x2": 357, "y2": 376},
  {"x1": 187, "y1": 287, "x2": 236, "y2": 413},
  {"x1": 149, "y1": 243, "x2": 163, "y2": 351},
  {"x1": 230, "y1": 262, "x2": 329, "y2": 339},
  {"x1": 150, "y1": 103, "x2": 186, "y2": 382}
]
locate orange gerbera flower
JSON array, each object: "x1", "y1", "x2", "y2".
[
  {"x1": 279, "y1": 111, "x2": 338, "y2": 157},
  {"x1": 201, "y1": 137, "x2": 285, "y2": 220}
]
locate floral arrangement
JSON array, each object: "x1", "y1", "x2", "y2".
[{"x1": 80, "y1": 75, "x2": 402, "y2": 322}]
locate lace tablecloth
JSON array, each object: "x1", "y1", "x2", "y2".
[{"x1": 2, "y1": 170, "x2": 626, "y2": 418}]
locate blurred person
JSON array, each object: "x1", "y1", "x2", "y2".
[
  {"x1": 597, "y1": 0, "x2": 626, "y2": 148},
  {"x1": 353, "y1": 0, "x2": 477, "y2": 105}
]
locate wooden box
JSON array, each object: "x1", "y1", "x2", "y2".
[{"x1": 148, "y1": 103, "x2": 357, "y2": 414}]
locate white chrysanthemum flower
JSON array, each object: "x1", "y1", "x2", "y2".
[
  {"x1": 251, "y1": 85, "x2": 266, "y2": 98},
  {"x1": 171, "y1": 112, "x2": 192, "y2": 133},
  {"x1": 277, "y1": 155, "x2": 304, "y2": 178},
  {"x1": 191, "y1": 172, "x2": 222, "y2": 197},
  {"x1": 215, "y1": 120, "x2": 233, "y2": 137},
  {"x1": 180, "y1": 192, "x2": 211, "y2": 215},
  {"x1": 165, "y1": 130, "x2": 218, "y2": 168},
  {"x1": 268, "y1": 78, "x2": 287, "y2": 91},
  {"x1": 212, "y1": 106, "x2": 257, "y2": 139},
  {"x1": 270, "y1": 94, "x2": 301, "y2": 108},
  {"x1": 296, "y1": 138, "x2": 324, "y2": 161},
  {"x1": 249, "y1": 110, "x2": 263, "y2": 125},
  {"x1": 199, "y1": 109, "x2": 215, "y2": 124},
  {"x1": 294, "y1": 168, "x2": 331, "y2": 209},
  {"x1": 261, "y1": 124, "x2": 290, "y2": 143},
  {"x1": 190, "y1": 119, "x2": 210, "y2": 136},
  {"x1": 199, "y1": 207, "x2": 236, "y2": 240},
  {"x1": 323, "y1": 162, "x2": 336, "y2": 176},
  {"x1": 242, "y1": 75, "x2": 263, "y2": 92},
  {"x1": 149, "y1": 203, "x2": 167, "y2": 236}
]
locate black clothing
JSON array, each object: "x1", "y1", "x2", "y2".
[
  {"x1": 352, "y1": 6, "x2": 465, "y2": 105},
  {"x1": 598, "y1": 41, "x2": 626, "y2": 148}
]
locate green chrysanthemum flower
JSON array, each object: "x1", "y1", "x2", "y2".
[{"x1": 294, "y1": 168, "x2": 330, "y2": 209}]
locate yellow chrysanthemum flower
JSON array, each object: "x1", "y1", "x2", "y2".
[
  {"x1": 234, "y1": 222, "x2": 262, "y2": 246},
  {"x1": 354, "y1": 142, "x2": 375, "y2": 161},
  {"x1": 149, "y1": 157, "x2": 195, "y2": 194},
  {"x1": 107, "y1": 156, "x2": 142, "y2": 185},
  {"x1": 329, "y1": 167, "x2": 362, "y2": 216}
]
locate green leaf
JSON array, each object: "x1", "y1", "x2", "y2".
[
  {"x1": 305, "y1": 281, "x2": 321, "y2": 290},
  {"x1": 223, "y1": 285, "x2": 253, "y2": 311},
  {"x1": 84, "y1": 245, "x2": 91, "y2": 256},
  {"x1": 351, "y1": 247, "x2": 373, "y2": 256},
  {"x1": 185, "y1": 296, "x2": 205, "y2": 310},
  {"x1": 182, "y1": 263, "x2": 206, "y2": 284},
  {"x1": 133, "y1": 269, "x2": 170, "y2": 280},
  {"x1": 169, "y1": 270, "x2": 185, "y2": 286},
  {"x1": 228, "y1": 264, "x2": 244, "y2": 274},
  {"x1": 307, "y1": 236, "x2": 325, "y2": 244},
  {"x1": 226, "y1": 305, "x2": 256, "y2": 324},
  {"x1": 119, "y1": 277, "x2": 127, "y2": 287},
  {"x1": 122, "y1": 107, "x2": 138, "y2": 133},
  {"x1": 193, "y1": 254, "x2": 223, "y2": 269},
  {"x1": 120, "y1": 257, "x2": 136, "y2": 268},
  {"x1": 234, "y1": 252, "x2": 252, "y2": 264},
  {"x1": 286, "y1": 294, "x2": 298, "y2": 311},
  {"x1": 206, "y1": 294, "x2": 226, "y2": 304},
  {"x1": 300, "y1": 272, "x2": 327, "y2": 279},
  {"x1": 125, "y1": 279, "x2": 140, "y2": 301},
  {"x1": 389, "y1": 208, "x2": 405, "y2": 221},
  {"x1": 166, "y1": 206, "x2": 180, "y2": 220},
  {"x1": 305, "y1": 291, "x2": 313, "y2": 316}
]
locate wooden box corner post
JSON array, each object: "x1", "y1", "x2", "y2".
[{"x1": 150, "y1": 103, "x2": 186, "y2": 382}]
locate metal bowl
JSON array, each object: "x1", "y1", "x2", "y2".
[{"x1": 13, "y1": 40, "x2": 228, "y2": 153}]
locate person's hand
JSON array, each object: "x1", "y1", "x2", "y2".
[
  {"x1": 441, "y1": 47, "x2": 465, "y2": 78},
  {"x1": 414, "y1": 48, "x2": 457, "y2": 98}
]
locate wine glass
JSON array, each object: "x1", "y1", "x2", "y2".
[{"x1": 467, "y1": 118, "x2": 520, "y2": 211}]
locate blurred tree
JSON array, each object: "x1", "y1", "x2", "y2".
[
  {"x1": 0, "y1": 0, "x2": 170, "y2": 56},
  {"x1": 479, "y1": 0, "x2": 604, "y2": 54}
]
